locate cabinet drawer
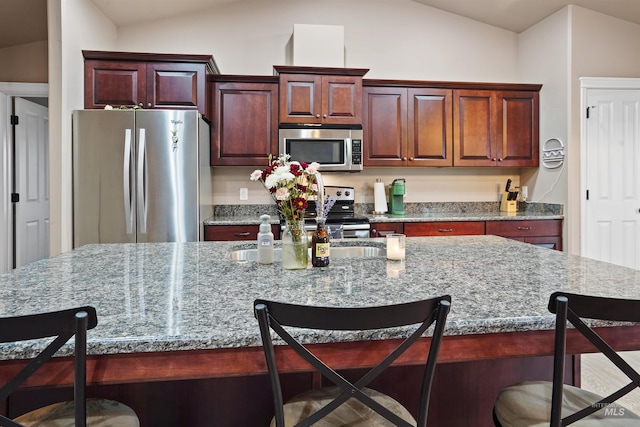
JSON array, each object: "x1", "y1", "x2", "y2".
[
  {"x1": 405, "y1": 221, "x2": 485, "y2": 236},
  {"x1": 204, "y1": 225, "x2": 280, "y2": 241},
  {"x1": 486, "y1": 220, "x2": 561, "y2": 237},
  {"x1": 370, "y1": 222, "x2": 404, "y2": 238}
]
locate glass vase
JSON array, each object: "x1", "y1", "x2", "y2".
[{"x1": 281, "y1": 218, "x2": 308, "y2": 270}]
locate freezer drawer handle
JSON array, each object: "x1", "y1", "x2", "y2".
[
  {"x1": 123, "y1": 129, "x2": 134, "y2": 235},
  {"x1": 517, "y1": 226, "x2": 532, "y2": 231},
  {"x1": 137, "y1": 129, "x2": 148, "y2": 234}
]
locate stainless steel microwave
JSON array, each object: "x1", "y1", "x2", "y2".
[{"x1": 278, "y1": 125, "x2": 363, "y2": 172}]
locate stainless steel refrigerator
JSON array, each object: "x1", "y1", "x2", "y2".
[{"x1": 72, "y1": 109, "x2": 212, "y2": 247}]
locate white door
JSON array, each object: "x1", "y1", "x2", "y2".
[
  {"x1": 584, "y1": 88, "x2": 640, "y2": 269},
  {"x1": 14, "y1": 97, "x2": 49, "y2": 267}
]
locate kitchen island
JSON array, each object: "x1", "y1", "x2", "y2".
[{"x1": 1, "y1": 236, "x2": 639, "y2": 425}]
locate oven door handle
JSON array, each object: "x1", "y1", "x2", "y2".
[{"x1": 340, "y1": 223, "x2": 371, "y2": 231}]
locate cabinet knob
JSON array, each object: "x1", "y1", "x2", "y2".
[
  {"x1": 147, "y1": 102, "x2": 152, "y2": 108},
  {"x1": 402, "y1": 157, "x2": 407, "y2": 161},
  {"x1": 138, "y1": 103, "x2": 143, "y2": 107},
  {"x1": 315, "y1": 113, "x2": 320, "y2": 118},
  {"x1": 409, "y1": 157, "x2": 414, "y2": 161},
  {"x1": 492, "y1": 158, "x2": 497, "y2": 161},
  {"x1": 323, "y1": 114, "x2": 327, "y2": 118},
  {"x1": 498, "y1": 158, "x2": 503, "y2": 162}
]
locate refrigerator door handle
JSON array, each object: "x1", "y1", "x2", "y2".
[
  {"x1": 123, "y1": 129, "x2": 134, "y2": 234},
  {"x1": 137, "y1": 128, "x2": 148, "y2": 235}
]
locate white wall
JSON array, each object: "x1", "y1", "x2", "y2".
[
  {"x1": 50, "y1": 0, "x2": 117, "y2": 256},
  {"x1": 518, "y1": 8, "x2": 570, "y2": 247},
  {"x1": 0, "y1": 41, "x2": 48, "y2": 83},
  {"x1": 115, "y1": 0, "x2": 519, "y2": 81}
]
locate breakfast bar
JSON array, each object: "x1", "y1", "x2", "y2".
[{"x1": 2, "y1": 236, "x2": 640, "y2": 425}]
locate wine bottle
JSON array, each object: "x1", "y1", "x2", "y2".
[{"x1": 311, "y1": 220, "x2": 330, "y2": 267}]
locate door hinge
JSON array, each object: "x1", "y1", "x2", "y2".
[
  {"x1": 10, "y1": 115, "x2": 18, "y2": 125},
  {"x1": 11, "y1": 193, "x2": 19, "y2": 203},
  {"x1": 586, "y1": 189, "x2": 589, "y2": 200}
]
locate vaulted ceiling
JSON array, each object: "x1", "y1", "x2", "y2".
[{"x1": 2, "y1": 0, "x2": 640, "y2": 49}]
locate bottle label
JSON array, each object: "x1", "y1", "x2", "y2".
[
  {"x1": 259, "y1": 239, "x2": 272, "y2": 247},
  {"x1": 316, "y1": 243, "x2": 330, "y2": 257}
]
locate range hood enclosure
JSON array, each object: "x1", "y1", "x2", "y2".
[{"x1": 291, "y1": 24, "x2": 345, "y2": 67}]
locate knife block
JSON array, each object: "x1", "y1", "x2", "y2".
[{"x1": 500, "y1": 192, "x2": 517, "y2": 213}]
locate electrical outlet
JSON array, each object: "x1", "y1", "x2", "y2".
[{"x1": 240, "y1": 188, "x2": 248, "y2": 201}]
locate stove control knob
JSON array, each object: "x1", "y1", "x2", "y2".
[
  {"x1": 336, "y1": 191, "x2": 342, "y2": 197},
  {"x1": 345, "y1": 190, "x2": 351, "y2": 197}
]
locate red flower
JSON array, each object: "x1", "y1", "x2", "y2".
[
  {"x1": 289, "y1": 163, "x2": 302, "y2": 176},
  {"x1": 299, "y1": 161, "x2": 309, "y2": 168},
  {"x1": 293, "y1": 197, "x2": 308, "y2": 211}
]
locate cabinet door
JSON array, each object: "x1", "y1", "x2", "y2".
[
  {"x1": 321, "y1": 75, "x2": 362, "y2": 124},
  {"x1": 497, "y1": 91, "x2": 539, "y2": 167},
  {"x1": 279, "y1": 74, "x2": 322, "y2": 124},
  {"x1": 84, "y1": 60, "x2": 147, "y2": 109},
  {"x1": 363, "y1": 87, "x2": 407, "y2": 166},
  {"x1": 453, "y1": 90, "x2": 497, "y2": 166},
  {"x1": 408, "y1": 88, "x2": 453, "y2": 166},
  {"x1": 485, "y1": 220, "x2": 562, "y2": 238},
  {"x1": 212, "y1": 82, "x2": 279, "y2": 166},
  {"x1": 146, "y1": 62, "x2": 207, "y2": 115},
  {"x1": 204, "y1": 224, "x2": 280, "y2": 241},
  {"x1": 486, "y1": 220, "x2": 562, "y2": 251},
  {"x1": 370, "y1": 222, "x2": 404, "y2": 238},
  {"x1": 405, "y1": 221, "x2": 485, "y2": 236}
]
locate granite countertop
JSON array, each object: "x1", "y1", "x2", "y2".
[
  {"x1": 203, "y1": 202, "x2": 563, "y2": 226},
  {"x1": 1, "y1": 235, "x2": 637, "y2": 361}
]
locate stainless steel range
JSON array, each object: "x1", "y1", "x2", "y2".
[{"x1": 281, "y1": 186, "x2": 370, "y2": 239}]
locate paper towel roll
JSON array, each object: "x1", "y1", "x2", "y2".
[{"x1": 374, "y1": 180, "x2": 388, "y2": 214}]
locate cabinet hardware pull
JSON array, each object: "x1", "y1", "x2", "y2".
[
  {"x1": 492, "y1": 158, "x2": 497, "y2": 161},
  {"x1": 438, "y1": 228, "x2": 453, "y2": 233},
  {"x1": 517, "y1": 226, "x2": 532, "y2": 230},
  {"x1": 315, "y1": 113, "x2": 320, "y2": 118},
  {"x1": 402, "y1": 157, "x2": 407, "y2": 161},
  {"x1": 498, "y1": 158, "x2": 503, "y2": 161},
  {"x1": 234, "y1": 232, "x2": 251, "y2": 236},
  {"x1": 409, "y1": 157, "x2": 414, "y2": 161},
  {"x1": 323, "y1": 114, "x2": 327, "y2": 118}
]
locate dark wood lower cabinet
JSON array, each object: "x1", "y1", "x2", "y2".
[
  {"x1": 8, "y1": 356, "x2": 577, "y2": 426},
  {"x1": 405, "y1": 221, "x2": 485, "y2": 236},
  {"x1": 204, "y1": 224, "x2": 280, "y2": 241}
]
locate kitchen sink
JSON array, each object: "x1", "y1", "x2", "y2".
[{"x1": 228, "y1": 246, "x2": 385, "y2": 261}]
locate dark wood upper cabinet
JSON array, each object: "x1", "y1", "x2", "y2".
[
  {"x1": 363, "y1": 86, "x2": 407, "y2": 166},
  {"x1": 274, "y1": 66, "x2": 368, "y2": 125},
  {"x1": 453, "y1": 88, "x2": 539, "y2": 167},
  {"x1": 209, "y1": 76, "x2": 279, "y2": 166},
  {"x1": 363, "y1": 85, "x2": 452, "y2": 166},
  {"x1": 83, "y1": 51, "x2": 217, "y2": 118}
]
